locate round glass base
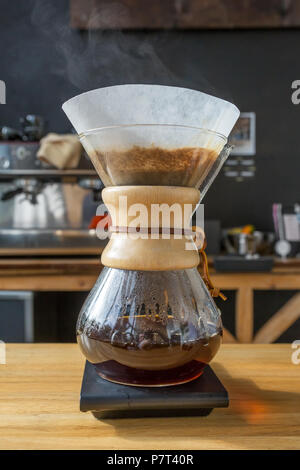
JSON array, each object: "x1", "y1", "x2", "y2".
[{"x1": 94, "y1": 360, "x2": 206, "y2": 387}]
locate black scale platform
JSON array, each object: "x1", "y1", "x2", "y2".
[{"x1": 80, "y1": 361, "x2": 229, "y2": 419}]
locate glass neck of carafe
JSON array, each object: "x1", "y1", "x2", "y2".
[{"x1": 199, "y1": 143, "x2": 233, "y2": 201}]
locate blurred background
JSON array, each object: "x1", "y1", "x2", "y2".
[{"x1": 0, "y1": 0, "x2": 299, "y2": 345}]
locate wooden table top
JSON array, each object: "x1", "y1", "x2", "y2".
[{"x1": 0, "y1": 344, "x2": 299, "y2": 450}]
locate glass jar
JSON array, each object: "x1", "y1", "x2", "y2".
[{"x1": 77, "y1": 267, "x2": 222, "y2": 386}]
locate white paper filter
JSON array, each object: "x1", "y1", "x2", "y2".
[{"x1": 62, "y1": 85, "x2": 240, "y2": 144}]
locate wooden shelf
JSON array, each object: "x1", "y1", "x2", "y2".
[{"x1": 70, "y1": 0, "x2": 300, "y2": 30}]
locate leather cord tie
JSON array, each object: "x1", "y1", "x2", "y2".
[{"x1": 199, "y1": 238, "x2": 227, "y2": 301}]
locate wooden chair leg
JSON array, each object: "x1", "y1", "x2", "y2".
[
  {"x1": 222, "y1": 327, "x2": 237, "y2": 343},
  {"x1": 235, "y1": 287, "x2": 254, "y2": 343},
  {"x1": 254, "y1": 292, "x2": 300, "y2": 343}
]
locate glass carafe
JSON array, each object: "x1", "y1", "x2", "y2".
[
  {"x1": 62, "y1": 85, "x2": 239, "y2": 387},
  {"x1": 77, "y1": 267, "x2": 222, "y2": 386},
  {"x1": 75, "y1": 126, "x2": 231, "y2": 387}
]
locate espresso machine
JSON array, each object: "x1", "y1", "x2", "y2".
[
  {"x1": 63, "y1": 85, "x2": 239, "y2": 418},
  {"x1": 0, "y1": 134, "x2": 104, "y2": 256}
]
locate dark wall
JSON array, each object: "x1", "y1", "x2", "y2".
[{"x1": 1, "y1": 0, "x2": 300, "y2": 231}]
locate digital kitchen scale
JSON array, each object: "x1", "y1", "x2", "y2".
[{"x1": 80, "y1": 361, "x2": 229, "y2": 419}]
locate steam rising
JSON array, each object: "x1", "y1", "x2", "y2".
[
  {"x1": 0, "y1": 0, "x2": 232, "y2": 134},
  {"x1": 30, "y1": 0, "x2": 218, "y2": 95}
]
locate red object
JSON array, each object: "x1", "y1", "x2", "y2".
[{"x1": 89, "y1": 214, "x2": 111, "y2": 230}]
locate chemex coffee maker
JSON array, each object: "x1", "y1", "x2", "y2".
[{"x1": 63, "y1": 85, "x2": 239, "y2": 418}]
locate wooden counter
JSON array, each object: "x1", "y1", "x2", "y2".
[
  {"x1": 0, "y1": 257, "x2": 299, "y2": 344},
  {"x1": 0, "y1": 344, "x2": 299, "y2": 450}
]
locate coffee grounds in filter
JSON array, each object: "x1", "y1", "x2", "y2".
[{"x1": 90, "y1": 146, "x2": 219, "y2": 187}]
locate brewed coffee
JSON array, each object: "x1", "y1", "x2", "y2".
[
  {"x1": 77, "y1": 318, "x2": 222, "y2": 386},
  {"x1": 76, "y1": 267, "x2": 223, "y2": 386}
]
